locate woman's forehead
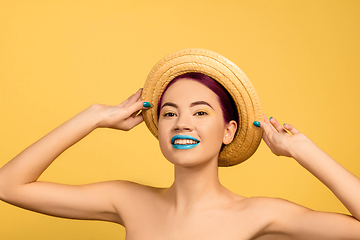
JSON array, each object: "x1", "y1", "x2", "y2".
[{"x1": 161, "y1": 79, "x2": 219, "y2": 103}]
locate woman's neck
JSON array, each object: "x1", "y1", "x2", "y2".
[{"x1": 164, "y1": 158, "x2": 229, "y2": 212}]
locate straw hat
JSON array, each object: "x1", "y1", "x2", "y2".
[{"x1": 141, "y1": 48, "x2": 263, "y2": 167}]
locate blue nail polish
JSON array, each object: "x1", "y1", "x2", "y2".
[
  {"x1": 269, "y1": 117, "x2": 273, "y2": 120},
  {"x1": 283, "y1": 123, "x2": 286, "y2": 126},
  {"x1": 253, "y1": 121, "x2": 261, "y2": 127},
  {"x1": 143, "y1": 102, "x2": 151, "y2": 108}
]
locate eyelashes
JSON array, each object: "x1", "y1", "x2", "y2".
[
  {"x1": 194, "y1": 110, "x2": 209, "y2": 116},
  {"x1": 161, "y1": 110, "x2": 210, "y2": 118},
  {"x1": 162, "y1": 111, "x2": 176, "y2": 117}
]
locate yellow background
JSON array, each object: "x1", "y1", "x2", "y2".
[{"x1": 1, "y1": 0, "x2": 359, "y2": 239}]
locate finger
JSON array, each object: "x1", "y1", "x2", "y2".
[
  {"x1": 125, "y1": 88, "x2": 143, "y2": 107},
  {"x1": 125, "y1": 113, "x2": 144, "y2": 130},
  {"x1": 263, "y1": 115, "x2": 276, "y2": 131},
  {"x1": 263, "y1": 114, "x2": 270, "y2": 124},
  {"x1": 262, "y1": 129, "x2": 273, "y2": 150},
  {"x1": 255, "y1": 118, "x2": 277, "y2": 153},
  {"x1": 119, "y1": 88, "x2": 142, "y2": 108},
  {"x1": 269, "y1": 117, "x2": 287, "y2": 133},
  {"x1": 118, "y1": 98, "x2": 129, "y2": 107},
  {"x1": 283, "y1": 123, "x2": 300, "y2": 135},
  {"x1": 125, "y1": 99, "x2": 152, "y2": 118},
  {"x1": 257, "y1": 120, "x2": 276, "y2": 135},
  {"x1": 130, "y1": 109, "x2": 140, "y2": 118}
]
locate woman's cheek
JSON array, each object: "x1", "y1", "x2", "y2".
[
  {"x1": 158, "y1": 123, "x2": 172, "y2": 160},
  {"x1": 198, "y1": 122, "x2": 224, "y2": 150}
]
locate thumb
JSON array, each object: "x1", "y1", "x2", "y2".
[{"x1": 126, "y1": 100, "x2": 152, "y2": 116}]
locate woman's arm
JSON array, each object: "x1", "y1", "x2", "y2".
[
  {"x1": 0, "y1": 88, "x2": 149, "y2": 223},
  {"x1": 258, "y1": 116, "x2": 360, "y2": 220},
  {"x1": 254, "y1": 116, "x2": 360, "y2": 238}
]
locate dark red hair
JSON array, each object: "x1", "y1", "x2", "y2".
[{"x1": 157, "y1": 72, "x2": 239, "y2": 125}]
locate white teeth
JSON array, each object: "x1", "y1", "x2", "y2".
[{"x1": 173, "y1": 139, "x2": 199, "y2": 145}]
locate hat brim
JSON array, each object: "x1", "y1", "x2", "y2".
[{"x1": 142, "y1": 48, "x2": 263, "y2": 167}]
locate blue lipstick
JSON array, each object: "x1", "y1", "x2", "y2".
[{"x1": 171, "y1": 135, "x2": 200, "y2": 150}]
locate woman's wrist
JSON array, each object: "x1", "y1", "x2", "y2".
[
  {"x1": 287, "y1": 133, "x2": 314, "y2": 164},
  {"x1": 78, "y1": 104, "x2": 108, "y2": 130}
]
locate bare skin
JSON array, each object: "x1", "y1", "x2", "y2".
[{"x1": 1, "y1": 79, "x2": 360, "y2": 239}]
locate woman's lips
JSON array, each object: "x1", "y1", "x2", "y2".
[{"x1": 171, "y1": 135, "x2": 200, "y2": 150}]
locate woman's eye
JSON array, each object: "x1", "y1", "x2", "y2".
[
  {"x1": 195, "y1": 111, "x2": 208, "y2": 116},
  {"x1": 163, "y1": 112, "x2": 176, "y2": 117}
]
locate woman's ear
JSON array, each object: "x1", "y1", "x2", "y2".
[{"x1": 223, "y1": 120, "x2": 237, "y2": 145}]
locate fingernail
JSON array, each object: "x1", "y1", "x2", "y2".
[
  {"x1": 283, "y1": 123, "x2": 286, "y2": 126},
  {"x1": 143, "y1": 102, "x2": 151, "y2": 108},
  {"x1": 269, "y1": 117, "x2": 273, "y2": 120},
  {"x1": 253, "y1": 121, "x2": 261, "y2": 127}
]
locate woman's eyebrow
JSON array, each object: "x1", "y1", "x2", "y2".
[
  {"x1": 190, "y1": 101, "x2": 214, "y2": 110},
  {"x1": 161, "y1": 101, "x2": 214, "y2": 110},
  {"x1": 161, "y1": 102, "x2": 178, "y2": 109}
]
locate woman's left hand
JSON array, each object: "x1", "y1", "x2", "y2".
[{"x1": 255, "y1": 115, "x2": 309, "y2": 158}]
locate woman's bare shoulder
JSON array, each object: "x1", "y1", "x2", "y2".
[
  {"x1": 103, "y1": 180, "x2": 166, "y2": 225},
  {"x1": 111, "y1": 180, "x2": 165, "y2": 191},
  {"x1": 237, "y1": 195, "x2": 303, "y2": 209},
  {"x1": 240, "y1": 197, "x2": 301, "y2": 220},
  {"x1": 237, "y1": 196, "x2": 305, "y2": 220},
  {"x1": 241, "y1": 196, "x2": 360, "y2": 239},
  {"x1": 109, "y1": 180, "x2": 166, "y2": 202}
]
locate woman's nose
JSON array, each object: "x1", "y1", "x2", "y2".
[{"x1": 174, "y1": 114, "x2": 193, "y2": 131}]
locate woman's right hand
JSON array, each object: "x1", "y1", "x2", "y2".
[
  {"x1": 95, "y1": 88, "x2": 151, "y2": 131},
  {"x1": 0, "y1": 87, "x2": 152, "y2": 224}
]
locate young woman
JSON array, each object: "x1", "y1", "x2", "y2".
[{"x1": 1, "y1": 49, "x2": 360, "y2": 239}]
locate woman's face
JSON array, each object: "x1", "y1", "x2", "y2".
[{"x1": 158, "y1": 79, "x2": 236, "y2": 167}]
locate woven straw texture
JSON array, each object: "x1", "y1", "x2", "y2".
[{"x1": 142, "y1": 48, "x2": 263, "y2": 166}]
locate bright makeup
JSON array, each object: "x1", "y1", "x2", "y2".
[{"x1": 171, "y1": 135, "x2": 200, "y2": 150}]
